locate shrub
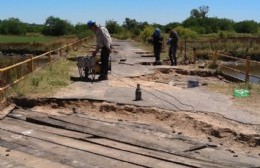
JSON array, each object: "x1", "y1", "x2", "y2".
[{"x1": 140, "y1": 26, "x2": 154, "y2": 42}]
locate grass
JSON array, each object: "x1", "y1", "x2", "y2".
[
  {"x1": 0, "y1": 35, "x2": 58, "y2": 43},
  {"x1": 5, "y1": 39, "x2": 93, "y2": 98},
  {"x1": 208, "y1": 82, "x2": 260, "y2": 112},
  {"x1": 7, "y1": 57, "x2": 75, "y2": 98}
]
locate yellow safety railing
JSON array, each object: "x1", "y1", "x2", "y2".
[{"x1": 0, "y1": 37, "x2": 91, "y2": 101}]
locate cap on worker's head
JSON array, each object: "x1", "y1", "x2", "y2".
[
  {"x1": 87, "y1": 20, "x2": 96, "y2": 28},
  {"x1": 154, "y1": 28, "x2": 161, "y2": 36}
]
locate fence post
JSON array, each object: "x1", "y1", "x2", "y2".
[
  {"x1": 66, "y1": 43, "x2": 69, "y2": 52},
  {"x1": 59, "y1": 49, "x2": 62, "y2": 57},
  {"x1": 245, "y1": 56, "x2": 250, "y2": 83},
  {"x1": 48, "y1": 52, "x2": 51, "y2": 62},
  {"x1": 180, "y1": 41, "x2": 183, "y2": 54},
  {"x1": 30, "y1": 54, "x2": 33, "y2": 72},
  {"x1": 184, "y1": 39, "x2": 187, "y2": 61},
  {"x1": 193, "y1": 48, "x2": 197, "y2": 64},
  {"x1": 0, "y1": 89, "x2": 3, "y2": 102},
  {"x1": 213, "y1": 51, "x2": 218, "y2": 67}
]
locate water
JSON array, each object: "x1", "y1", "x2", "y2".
[{"x1": 221, "y1": 63, "x2": 260, "y2": 83}]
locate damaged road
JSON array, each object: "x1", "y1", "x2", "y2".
[{"x1": 0, "y1": 39, "x2": 260, "y2": 167}]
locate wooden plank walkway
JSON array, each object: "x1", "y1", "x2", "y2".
[{"x1": 0, "y1": 108, "x2": 259, "y2": 168}]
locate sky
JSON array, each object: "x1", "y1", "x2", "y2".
[{"x1": 0, "y1": 0, "x2": 259, "y2": 25}]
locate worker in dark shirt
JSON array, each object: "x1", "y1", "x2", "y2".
[
  {"x1": 150, "y1": 28, "x2": 163, "y2": 65},
  {"x1": 167, "y1": 30, "x2": 179, "y2": 66}
]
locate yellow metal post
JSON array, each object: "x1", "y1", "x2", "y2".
[
  {"x1": 30, "y1": 54, "x2": 33, "y2": 72},
  {"x1": 245, "y1": 56, "x2": 250, "y2": 83}
]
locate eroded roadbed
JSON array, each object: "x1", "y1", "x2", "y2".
[{"x1": 0, "y1": 98, "x2": 259, "y2": 168}]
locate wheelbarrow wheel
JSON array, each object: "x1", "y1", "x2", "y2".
[{"x1": 84, "y1": 67, "x2": 90, "y2": 79}]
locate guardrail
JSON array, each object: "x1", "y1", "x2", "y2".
[
  {"x1": 0, "y1": 37, "x2": 91, "y2": 101},
  {"x1": 179, "y1": 40, "x2": 260, "y2": 83}
]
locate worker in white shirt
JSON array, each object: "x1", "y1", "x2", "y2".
[{"x1": 87, "y1": 20, "x2": 112, "y2": 80}]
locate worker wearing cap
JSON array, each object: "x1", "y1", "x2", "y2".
[
  {"x1": 87, "y1": 20, "x2": 112, "y2": 80},
  {"x1": 150, "y1": 28, "x2": 163, "y2": 65}
]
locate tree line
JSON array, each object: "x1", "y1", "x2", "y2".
[{"x1": 0, "y1": 6, "x2": 259, "y2": 39}]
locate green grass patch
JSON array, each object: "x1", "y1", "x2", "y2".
[
  {"x1": 9, "y1": 57, "x2": 75, "y2": 97},
  {"x1": 0, "y1": 35, "x2": 57, "y2": 43}
]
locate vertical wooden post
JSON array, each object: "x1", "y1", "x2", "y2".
[
  {"x1": 30, "y1": 54, "x2": 33, "y2": 72},
  {"x1": 213, "y1": 51, "x2": 218, "y2": 67},
  {"x1": 245, "y1": 56, "x2": 250, "y2": 83},
  {"x1": 59, "y1": 49, "x2": 62, "y2": 57},
  {"x1": 48, "y1": 52, "x2": 51, "y2": 62},
  {"x1": 66, "y1": 43, "x2": 69, "y2": 52},
  {"x1": 180, "y1": 41, "x2": 183, "y2": 54},
  {"x1": 0, "y1": 89, "x2": 3, "y2": 102},
  {"x1": 193, "y1": 48, "x2": 197, "y2": 64}
]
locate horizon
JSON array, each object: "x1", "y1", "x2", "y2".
[{"x1": 0, "y1": 0, "x2": 260, "y2": 25}]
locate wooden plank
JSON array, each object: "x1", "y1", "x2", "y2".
[
  {"x1": 7, "y1": 109, "x2": 48, "y2": 121},
  {"x1": 8, "y1": 110, "x2": 240, "y2": 168},
  {"x1": 11, "y1": 109, "x2": 190, "y2": 144},
  {"x1": 47, "y1": 115, "x2": 196, "y2": 153},
  {"x1": 0, "y1": 121, "x2": 190, "y2": 168},
  {"x1": 0, "y1": 104, "x2": 15, "y2": 119},
  {"x1": 74, "y1": 113, "x2": 204, "y2": 142},
  {"x1": 179, "y1": 148, "x2": 260, "y2": 168},
  {"x1": 45, "y1": 115, "x2": 256, "y2": 168},
  {"x1": 74, "y1": 113, "x2": 171, "y2": 134},
  {"x1": 3, "y1": 117, "x2": 226, "y2": 168},
  {"x1": 0, "y1": 129, "x2": 144, "y2": 168},
  {"x1": 5, "y1": 117, "x2": 93, "y2": 139},
  {"x1": 0, "y1": 146, "x2": 73, "y2": 168}
]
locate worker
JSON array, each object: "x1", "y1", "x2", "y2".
[
  {"x1": 150, "y1": 28, "x2": 163, "y2": 65},
  {"x1": 167, "y1": 30, "x2": 179, "y2": 66},
  {"x1": 87, "y1": 20, "x2": 112, "y2": 80}
]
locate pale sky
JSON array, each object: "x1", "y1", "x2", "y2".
[{"x1": 0, "y1": 0, "x2": 259, "y2": 25}]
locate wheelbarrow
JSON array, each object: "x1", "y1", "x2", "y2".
[
  {"x1": 76, "y1": 55, "x2": 112, "y2": 81},
  {"x1": 76, "y1": 56, "x2": 97, "y2": 81}
]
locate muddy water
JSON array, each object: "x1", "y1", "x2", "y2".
[{"x1": 221, "y1": 63, "x2": 260, "y2": 83}]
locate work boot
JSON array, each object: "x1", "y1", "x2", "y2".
[{"x1": 98, "y1": 75, "x2": 108, "y2": 81}]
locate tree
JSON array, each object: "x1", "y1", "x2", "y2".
[
  {"x1": 234, "y1": 20, "x2": 259, "y2": 34},
  {"x1": 190, "y1": 9, "x2": 201, "y2": 18},
  {"x1": 164, "y1": 22, "x2": 181, "y2": 33},
  {"x1": 190, "y1": 6, "x2": 209, "y2": 18},
  {"x1": 74, "y1": 23, "x2": 92, "y2": 39},
  {"x1": 0, "y1": 18, "x2": 26, "y2": 35},
  {"x1": 199, "y1": 6, "x2": 209, "y2": 18},
  {"x1": 122, "y1": 18, "x2": 142, "y2": 35},
  {"x1": 26, "y1": 23, "x2": 44, "y2": 33},
  {"x1": 42, "y1": 16, "x2": 73, "y2": 36},
  {"x1": 105, "y1": 20, "x2": 122, "y2": 34}
]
